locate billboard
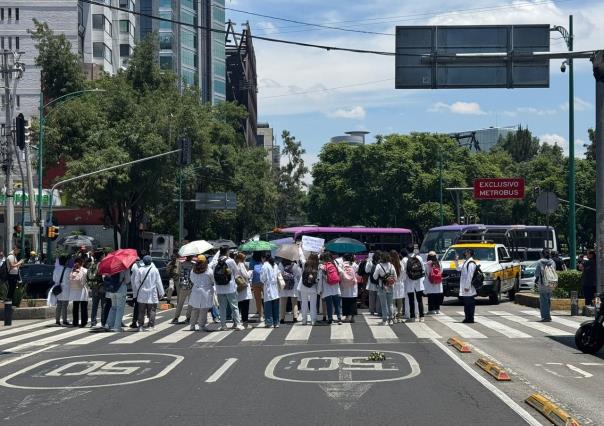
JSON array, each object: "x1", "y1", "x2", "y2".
[
  {"x1": 473, "y1": 178, "x2": 525, "y2": 200},
  {"x1": 395, "y1": 25, "x2": 550, "y2": 89}
]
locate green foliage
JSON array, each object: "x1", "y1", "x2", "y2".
[
  {"x1": 553, "y1": 270, "x2": 582, "y2": 298},
  {"x1": 12, "y1": 285, "x2": 24, "y2": 307},
  {"x1": 274, "y1": 130, "x2": 308, "y2": 226},
  {"x1": 493, "y1": 126, "x2": 540, "y2": 163}
]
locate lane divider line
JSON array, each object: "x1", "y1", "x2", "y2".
[
  {"x1": 205, "y1": 358, "x2": 238, "y2": 383},
  {"x1": 475, "y1": 357, "x2": 511, "y2": 381},
  {"x1": 525, "y1": 393, "x2": 581, "y2": 426},
  {"x1": 447, "y1": 336, "x2": 472, "y2": 353}
]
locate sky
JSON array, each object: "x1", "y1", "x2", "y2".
[{"x1": 224, "y1": 0, "x2": 604, "y2": 181}]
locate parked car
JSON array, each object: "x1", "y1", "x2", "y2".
[
  {"x1": 519, "y1": 261, "x2": 538, "y2": 291},
  {"x1": 20, "y1": 263, "x2": 55, "y2": 298}
]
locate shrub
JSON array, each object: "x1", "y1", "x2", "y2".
[
  {"x1": 553, "y1": 270, "x2": 582, "y2": 298},
  {"x1": 0, "y1": 282, "x2": 6, "y2": 300},
  {"x1": 12, "y1": 285, "x2": 25, "y2": 307}
]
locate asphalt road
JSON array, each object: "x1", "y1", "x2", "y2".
[{"x1": 0, "y1": 296, "x2": 600, "y2": 426}]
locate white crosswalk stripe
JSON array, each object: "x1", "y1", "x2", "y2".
[
  {"x1": 456, "y1": 312, "x2": 532, "y2": 338},
  {"x1": 432, "y1": 314, "x2": 488, "y2": 339},
  {"x1": 285, "y1": 324, "x2": 312, "y2": 342},
  {"x1": 6, "y1": 327, "x2": 90, "y2": 352},
  {"x1": 362, "y1": 313, "x2": 398, "y2": 341},
  {"x1": 489, "y1": 311, "x2": 573, "y2": 336},
  {"x1": 331, "y1": 323, "x2": 354, "y2": 342},
  {"x1": 66, "y1": 330, "x2": 115, "y2": 345},
  {"x1": 521, "y1": 310, "x2": 582, "y2": 329},
  {"x1": 404, "y1": 321, "x2": 442, "y2": 338},
  {"x1": 197, "y1": 330, "x2": 232, "y2": 343},
  {"x1": 0, "y1": 325, "x2": 62, "y2": 345},
  {"x1": 154, "y1": 326, "x2": 194, "y2": 344},
  {"x1": 110, "y1": 322, "x2": 173, "y2": 344},
  {"x1": 242, "y1": 327, "x2": 273, "y2": 342},
  {"x1": 0, "y1": 319, "x2": 56, "y2": 338}
]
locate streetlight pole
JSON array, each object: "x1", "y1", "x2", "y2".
[{"x1": 439, "y1": 147, "x2": 444, "y2": 226}]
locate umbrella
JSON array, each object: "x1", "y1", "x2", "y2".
[
  {"x1": 178, "y1": 240, "x2": 214, "y2": 257},
  {"x1": 275, "y1": 244, "x2": 300, "y2": 261},
  {"x1": 325, "y1": 237, "x2": 367, "y2": 254},
  {"x1": 98, "y1": 249, "x2": 138, "y2": 275},
  {"x1": 238, "y1": 240, "x2": 277, "y2": 252},
  {"x1": 56, "y1": 235, "x2": 99, "y2": 249},
  {"x1": 209, "y1": 239, "x2": 237, "y2": 250}
]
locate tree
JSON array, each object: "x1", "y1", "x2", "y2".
[
  {"x1": 28, "y1": 19, "x2": 85, "y2": 101},
  {"x1": 585, "y1": 128, "x2": 596, "y2": 161},
  {"x1": 493, "y1": 126, "x2": 540, "y2": 163},
  {"x1": 274, "y1": 130, "x2": 308, "y2": 226}
]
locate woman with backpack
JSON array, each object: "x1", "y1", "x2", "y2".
[
  {"x1": 278, "y1": 258, "x2": 301, "y2": 324},
  {"x1": 318, "y1": 253, "x2": 343, "y2": 325},
  {"x1": 425, "y1": 251, "x2": 443, "y2": 315},
  {"x1": 373, "y1": 252, "x2": 397, "y2": 325},
  {"x1": 340, "y1": 254, "x2": 359, "y2": 323},
  {"x1": 235, "y1": 253, "x2": 253, "y2": 326},
  {"x1": 249, "y1": 252, "x2": 264, "y2": 320},
  {"x1": 404, "y1": 246, "x2": 425, "y2": 323},
  {"x1": 260, "y1": 254, "x2": 280, "y2": 328},
  {"x1": 390, "y1": 250, "x2": 405, "y2": 323},
  {"x1": 298, "y1": 253, "x2": 320, "y2": 325}
]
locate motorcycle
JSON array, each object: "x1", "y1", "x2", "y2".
[{"x1": 575, "y1": 293, "x2": 604, "y2": 354}]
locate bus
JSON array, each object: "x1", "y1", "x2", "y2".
[
  {"x1": 266, "y1": 226, "x2": 414, "y2": 253},
  {"x1": 419, "y1": 224, "x2": 558, "y2": 261}
]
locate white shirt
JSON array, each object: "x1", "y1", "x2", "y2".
[
  {"x1": 189, "y1": 269, "x2": 215, "y2": 309},
  {"x1": 459, "y1": 257, "x2": 477, "y2": 297},
  {"x1": 278, "y1": 262, "x2": 301, "y2": 298},
  {"x1": 297, "y1": 264, "x2": 319, "y2": 294},
  {"x1": 317, "y1": 262, "x2": 342, "y2": 298},
  {"x1": 373, "y1": 262, "x2": 397, "y2": 293},
  {"x1": 68, "y1": 267, "x2": 89, "y2": 302},
  {"x1": 403, "y1": 255, "x2": 425, "y2": 293},
  {"x1": 133, "y1": 264, "x2": 165, "y2": 304},
  {"x1": 340, "y1": 261, "x2": 359, "y2": 298},
  {"x1": 211, "y1": 256, "x2": 240, "y2": 294},
  {"x1": 53, "y1": 265, "x2": 72, "y2": 301},
  {"x1": 236, "y1": 262, "x2": 253, "y2": 302},
  {"x1": 424, "y1": 261, "x2": 443, "y2": 294},
  {"x1": 7, "y1": 254, "x2": 19, "y2": 275},
  {"x1": 260, "y1": 261, "x2": 279, "y2": 301}
]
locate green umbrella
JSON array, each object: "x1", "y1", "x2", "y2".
[
  {"x1": 238, "y1": 240, "x2": 277, "y2": 252},
  {"x1": 325, "y1": 237, "x2": 367, "y2": 254}
]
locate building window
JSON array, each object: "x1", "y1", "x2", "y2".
[
  {"x1": 159, "y1": 12, "x2": 172, "y2": 30},
  {"x1": 119, "y1": 0, "x2": 129, "y2": 8},
  {"x1": 15, "y1": 37, "x2": 19, "y2": 50},
  {"x1": 159, "y1": 0, "x2": 172, "y2": 9},
  {"x1": 0, "y1": 37, "x2": 4, "y2": 49},
  {"x1": 15, "y1": 8, "x2": 18, "y2": 21},
  {"x1": 16, "y1": 95, "x2": 20, "y2": 108},
  {"x1": 93, "y1": 42, "x2": 104, "y2": 58},
  {"x1": 8, "y1": 37, "x2": 11, "y2": 50},
  {"x1": 214, "y1": 79, "x2": 226, "y2": 96},
  {"x1": 181, "y1": 50, "x2": 196, "y2": 68},
  {"x1": 182, "y1": 69, "x2": 195, "y2": 86},
  {"x1": 159, "y1": 34, "x2": 172, "y2": 50},
  {"x1": 119, "y1": 20, "x2": 129, "y2": 33},
  {"x1": 119, "y1": 44, "x2": 131, "y2": 57},
  {"x1": 0, "y1": 9, "x2": 4, "y2": 21},
  {"x1": 181, "y1": 0, "x2": 194, "y2": 9},
  {"x1": 105, "y1": 46, "x2": 112, "y2": 63},
  {"x1": 92, "y1": 14, "x2": 104, "y2": 29},
  {"x1": 159, "y1": 55, "x2": 173, "y2": 70},
  {"x1": 180, "y1": 11, "x2": 195, "y2": 25},
  {"x1": 7, "y1": 8, "x2": 11, "y2": 21}
]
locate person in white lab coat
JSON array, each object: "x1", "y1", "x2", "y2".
[
  {"x1": 373, "y1": 252, "x2": 397, "y2": 325},
  {"x1": 235, "y1": 253, "x2": 253, "y2": 326},
  {"x1": 298, "y1": 253, "x2": 319, "y2": 325},
  {"x1": 188, "y1": 255, "x2": 215, "y2": 331},
  {"x1": 210, "y1": 246, "x2": 245, "y2": 331},
  {"x1": 261, "y1": 254, "x2": 280, "y2": 327},
  {"x1": 390, "y1": 250, "x2": 406, "y2": 323},
  {"x1": 278, "y1": 259, "x2": 301, "y2": 324},
  {"x1": 52, "y1": 255, "x2": 72, "y2": 326},
  {"x1": 68, "y1": 258, "x2": 89, "y2": 327},
  {"x1": 132, "y1": 256, "x2": 165, "y2": 331},
  {"x1": 317, "y1": 253, "x2": 343, "y2": 325},
  {"x1": 404, "y1": 247, "x2": 426, "y2": 323},
  {"x1": 459, "y1": 249, "x2": 477, "y2": 323},
  {"x1": 424, "y1": 251, "x2": 444, "y2": 315},
  {"x1": 339, "y1": 254, "x2": 359, "y2": 323}
]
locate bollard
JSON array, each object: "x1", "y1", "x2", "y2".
[
  {"x1": 570, "y1": 290, "x2": 579, "y2": 316},
  {"x1": 4, "y1": 300, "x2": 12, "y2": 326}
]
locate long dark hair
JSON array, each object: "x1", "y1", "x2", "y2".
[
  {"x1": 305, "y1": 253, "x2": 319, "y2": 272},
  {"x1": 263, "y1": 254, "x2": 275, "y2": 266},
  {"x1": 389, "y1": 250, "x2": 401, "y2": 276},
  {"x1": 320, "y1": 253, "x2": 332, "y2": 263}
]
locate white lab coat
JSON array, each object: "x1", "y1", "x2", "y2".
[
  {"x1": 189, "y1": 269, "x2": 215, "y2": 309},
  {"x1": 459, "y1": 257, "x2": 477, "y2": 297},
  {"x1": 210, "y1": 256, "x2": 240, "y2": 294},
  {"x1": 52, "y1": 265, "x2": 72, "y2": 302},
  {"x1": 68, "y1": 267, "x2": 89, "y2": 302},
  {"x1": 317, "y1": 262, "x2": 342, "y2": 298},
  {"x1": 404, "y1": 255, "x2": 425, "y2": 293},
  {"x1": 261, "y1": 261, "x2": 279, "y2": 302},
  {"x1": 132, "y1": 264, "x2": 165, "y2": 304},
  {"x1": 340, "y1": 261, "x2": 359, "y2": 298},
  {"x1": 278, "y1": 262, "x2": 301, "y2": 298},
  {"x1": 424, "y1": 260, "x2": 443, "y2": 294},
  {"x1": 364, "y1": 256, "x2": 378, "y2": 291},
  {"x1": 392, "y1": 263, "x2": 406, "y2": 299},
  {"x1": 236, "y1": 262, "x2": 253, "y2": 302},
  {"x1": 372, "y1": 262, "x2": 397, "y2": 294}
]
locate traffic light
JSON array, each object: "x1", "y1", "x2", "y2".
[
  {"x1": 47, "y1": 226, "x2": 59, "y2": 240},
  {"x1": 15, "y1": 113, "x2": 26, "y2": 150},
  {"x1": 178, "y1": 136, "x2": 191, "y2": 166}
]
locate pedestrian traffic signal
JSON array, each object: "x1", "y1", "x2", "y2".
[
  {"x1": 178, "y1": 136, "x2": 192, "y2": 166},
  {"x1": 15, "y1": 113, "x2": 26, "y2": 150},
  {"x1": 47, "y1": 226, "x2": 59, "y2": 240}
]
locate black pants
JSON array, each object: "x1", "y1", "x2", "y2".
[
  {"x1": 342, "y1": 297, "x2": 357, "y2": 316},
  {"x1": 407, "y1": 291, "x2": 424, "y2": 318},
  {"x1": 131, "y1": 301, "x2": 139, "y2": 326},
  {"x1": 6, "y1": 274, "x2": 19, "y2": 301},
  {"x1": 73, "y1": 301, "x2": 88, "y2": 327},
  {"x1": 462, "y1": 296, "x2": 476, "y2": 322},
  {"x1": 427, "y1": 293, "x2": 444, "y2": 311},
  {"x1": 102, "y1": 296, "x2": 112, "y2": 326},
  {"x1": 583, "y1": 286, "x2": 596, "y2": 306},
  {"x1": 238, "y1": 299, "x2": 250, "y2": 322}
]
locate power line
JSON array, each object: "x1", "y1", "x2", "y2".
[{"x1": 261, "y1": 78, "x2": 394, "y2": 99}]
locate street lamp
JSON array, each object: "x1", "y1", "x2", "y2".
[
  {"x1": 38, "y1": 88, "x2": 105, "y2": 258},
  {"x1": 551, "y1": 16, "x2": 576, "y2": 268}
]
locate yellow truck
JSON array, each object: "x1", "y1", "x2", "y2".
[{"x1": 440, "y1": 243, "x2": 521, "y2": 304}]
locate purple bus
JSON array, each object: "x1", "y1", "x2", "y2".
[
  {"x1": 266, "y1": 226, "x2": 414, "y2": 253},
  {"x1": 420, "y1": 224, "x2": 558, "y2": 261}
]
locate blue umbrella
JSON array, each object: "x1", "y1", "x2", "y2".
[{"x1": 325, "y1": 237, "x2": 366, "y2": 254}]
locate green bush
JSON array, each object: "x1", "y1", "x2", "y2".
[
  {"x1": 553, "y1": 270, "x2": 582, "y2": 298},
  {"x1": 12, "y1": 285, "x2": 25, "y2": 307}
]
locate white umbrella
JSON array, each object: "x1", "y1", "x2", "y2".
[
  {"x1": 178, "y1": 240, "x2": 214, "y2": 257},
  {"x1": 276, "y1": 244, "x2": 300, "y2": 261}
]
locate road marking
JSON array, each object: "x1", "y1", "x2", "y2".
[
  {"x1": 242, "y1": 327, "x2": 273, "y2": 342},
  {"x1": 285, "y1": 324, "x2": 312, "y2": 342},
  {"x1": 5, "y1": 328, "x2": 90, "y2": 352},
  {"x1": 404, "y1": 322, "x2": 441, "y2": 339},
  {"x1": 0, "y1": 345, "x2": 59, "y2": 367},
  {"x1": 153, "y1": 326, "x2": 193, "y2": 344},
  {"x1": 66, "y1": 331, "x2": 115, "y2": 345},
  {"x1": 520, "y1": 310, "x2": 582, "y2": 329},
  {"x1": 430, "y1": 338, "x2": 542, "y2": 426},
  {"x1": 0, "y1": 320, "x2": 56, "y2": 338},
  {"x1": 197, "y1": 330, "x2": 232, "y2": 343},
  {"x1": 0, "y1": 325, "x2": 61, "y2": 345},
  {"x1": 432, "y1": 314, "x2": 487, "y2": 339},
  {"x1": 110, "y1": 322, "x2": 172, "y2": 344},
  {"x1": 580, "y1": 363, "x2": 604, "y2": 366},
  {"x1": 205, "y1": 358, "x2": 238, "y2": 383},
  {"x1": 489, "y1": 311, "x2": 573, "y2": 336},
  {"x1": 456, "y1": 312, "x2": 531, "y2": 338},
  {"x1": 362, "y1": 313, "x2": 398, "y2": 341},
  {"x1": 330, "y1": 323, "x2": 353, "y2": 342},
  {"x1": 566, "y1": 364, "x2": 593, "y2": 378}
]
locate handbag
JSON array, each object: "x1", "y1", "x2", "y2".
[
  {"x1": 235, "y1": 276, "x2": 248, "y2": 293},
  {"x1": 51, "y1": 266, "x2": 67, "y2": 296},
  {"x1": 277, "y1": 272, "x2": 286, "y2": 291}
]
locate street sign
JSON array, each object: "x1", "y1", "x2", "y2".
[
  {"x1": 536, "y1": 192, "x2": 559, "y2": 214},
  {"x1": 395, "y1": 25, "x2": 550, "y2": 89},
  {"x1": 195, "y1": 192, "x2": 237, "y2": 210},
  {"x1": 473, "y1": 178, "x2": 525, "y2": 200},
  {"x1": 23, "y1": 226, "x2": 38, "y2": 235}
]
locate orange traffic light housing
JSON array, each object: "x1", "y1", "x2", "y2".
[{"x1": 47, "y1": 226, "x2": 59, "y2": 240}]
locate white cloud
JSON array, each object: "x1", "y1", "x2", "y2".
[
  {"x1": 428, "y1": 101, "x2": 486, "y2": 115},
  {"x1": 504, "y1": 107, "x2": 558, "y2": 116},
  {"x1": 540, "y1": 134, "x2": 589, "y2": 158},
  {"x1": 327, "y1": 106, "x2": 366, "y2": 119},
  {"x1": 560, "y1": 97, "x2": 593, "y2": 112},
  {"x1": 256, "y1": 21, "x2": 279, "y2": 35}
]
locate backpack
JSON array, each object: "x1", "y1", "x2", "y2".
[
  {"x1": 281, "y1": 265, "x2": 296, "y2": 290},
  {"x1": 213, "y1": 258, "x2": 232, "y2": 285},
  {"x1": 252, "y1": 263, "x2": 262, "y2": 283},
  {"x1": 324, "y1": 262, "x2": 340, "y2": 286},
  {"x1": 368, "y1": 264, "x2": 379, "y2": 285},
  {"x1": 466, "y1": 261, "x2": 484, "y2": 290},
  {"x1": 379, "y1": 264, "x2": 396, "y2": 288},
  {"x1": 542, "y1": 263, "x2": 558, "y2": 289},
  {"x1": 0, "y1": 260, "x2": 8, "y2": 282},
  {"x1": 340, "y1": 262, "x2": 357, "y2": 288},
  {"x1": 428, "y1": 262, "x2": 442, "y2": 284},
  {"x1": 406, "y1": 256, "x2": 425, "y2": 280},
  {"x1": 357, "y1": 260, "x2": 369, "y2": 278},
  {"x1": 302, "y1": 266, "x2": 318, "y2": 288}
]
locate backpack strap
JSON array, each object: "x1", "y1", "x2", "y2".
[{"x1": 135, "y1": 267, "x2": 153, "y2": 299}]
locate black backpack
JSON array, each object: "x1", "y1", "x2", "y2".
[
  {"x1": 213, "y1": 258, "x2": 232, "y2": 285},
  {"x1": 368, "y1": 264, "x2": 379, "y2": 285},
  {"x1": 302, "y1": 266, "x2": 318, "y2": 288},
  {"x1": 406, "y1": 256, "x2": 425, "y2": 280},
  {"x1": 357, "y1": 260, "x2": 369, "y2": 278},
  {"x1": 467, "y1": 261, "x2": 484, "y2": 290}
]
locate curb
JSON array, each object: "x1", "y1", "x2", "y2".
[
  {"x1": 525, "y1": 393, "x2": 580, "y2": 426},
  {"x1": 447, "y1": 336, "x2": 471, "y2": 353},
  {"x1": 475, "y1": 357, "x2": 511, "y2": 381}
]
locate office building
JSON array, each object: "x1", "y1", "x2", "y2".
[
  {"x1": 449, "y1": 126, "x2": 517, "y2": 152},
  {"x1": 329, "y1": 131, "x2": 370, "y2": 146},
  {"x1": 257, "y1": 122, "x2": 279, "y2": 169}
]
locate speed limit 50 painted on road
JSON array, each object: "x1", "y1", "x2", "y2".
[{"x1": 265, "y1": 350, "x2": 420, "y2": 383}]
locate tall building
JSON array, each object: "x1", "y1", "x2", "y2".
[
  {"x1": 449, "y1": 126, "x2": 517, "y2": 152},
  {"x1": 257, "y1": 123, "x2": 279, "y2": 169},
  {"x1": 328, "y1": 131, "x2": 370, "y2": 146},
  {"x1": 138, "y1": 0, "x2": 225, "y2": 104}
]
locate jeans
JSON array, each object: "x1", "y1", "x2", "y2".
[
  {"x1": 368, "y1": 290, "x2": 382, "y2": 315},
  {"x1": 190, "y1": 307, "x2": 209, "y2": 328},
  {"x1": 238, "y1": 299, "x2": 250, "y2": 323},
  {"x1": 137, "y1": 303, "x2": 157, "y2": 327},
  {"x1": 55, "y1": 300, "x2": 69, "y2": 324},
  {"x1": 427, "y1": 293, "x2": 444, "y2": 312},
  {"x1": 211, "y1": 305, "x2": 219, "y2": 321},
  {"x1": 324, "y1": 294, "x2": 342, "y2": 322},
  {"x1": 299, "y1": 290, "x2": 318, "y2": 324},
  {"x1": 72, "y1": 301, "x2": 88, "y2": 327},
  {"x1": 173, "y1": 288, "x2": 192, "y2": 321},
  {"x1": 377, "y1": 288, "x2": 394, "y2": 322},
  {"x1": 462, "y1": 296, "x2": 476, "y2": 322},
  {"x1": 407, "y1": 291, "x2": 425, "y2": 319},
  {"x1": 106, "y1": 284, "x2": 127, "y2": 331},
  {"x1": 539, "y1": 288, "x2": 552, "y2": 320},
  {"x1": 263, "y1": 298, "x2": 280, "y2": 326},
  {"x1": 218, "y1": 293, "x2": 241, "y2": 327},
  {"x1": 101, "y1": 296, "x2": 112, "y2": 327},
  {"x1": 90, "y1": 292, "x2": 106, "y2": 325}
]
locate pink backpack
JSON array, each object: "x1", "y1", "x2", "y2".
[
  {"x1": 324, "y1": 262, "x2": 340, "y2": 286},
  {"x1": 340, "y1": 263, "x2": 357, "y2": 288}
]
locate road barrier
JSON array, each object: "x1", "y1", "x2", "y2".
[
  {"x1": 447, "y1": 336, "x2": 471, "y2": 353},
  {"x1": 525, "y1": 393, "x2": 580, "y2": 426},
  {"x1": 475, "y1": 357, "x2": 511, "y2": 381}
]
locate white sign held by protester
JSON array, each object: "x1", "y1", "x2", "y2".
[{"x1": 302, "y1": 236, "x2": 325, "y2": 253}]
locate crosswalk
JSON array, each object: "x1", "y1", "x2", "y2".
[{"x1": 0, "y1": 309, "x2": 585, "y2": 354}]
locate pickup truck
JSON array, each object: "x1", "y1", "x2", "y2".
[{"x1": 440, "y1": 243, "x2": 521, "y2": 304}]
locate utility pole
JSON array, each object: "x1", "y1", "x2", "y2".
[
  {"x1": 2, "y1": 50, "x2": 17, "y2": 254},
  {"x1": 593, "y1": 51, "x2": 604, "y2": 294},
  {"x1": 24, "y1": 140, "x2": 37, "y2": 251},
  {"x1": 439, "y1": 148, "x2": 444, "y2": 226},
  {"x1": 567, "y1": 15, "x2": 576, "y2": 269}
]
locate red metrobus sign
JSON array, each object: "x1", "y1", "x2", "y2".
[{"x1": 473, "y1": 178, "x2": 525, "y2": 200}]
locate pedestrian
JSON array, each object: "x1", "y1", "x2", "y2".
[
  {"x1": 390, "y1": 250, "x2": 405, "y2": 323},
  {"x1": 165, "y1": 253, "x2": 179, "y2": 304},
  {"x1": 425, "y1": 251, "x2": 443, "y2": 315},
  {"x1": 52, "y1": 255, "x2": 71, "y2": 326},
  {"x1": 581, "y1": 250, "x2": 597, "y2": 306},
  {"x1": 298, "y1": 253, "x2": 319, "y2": 325},
  {"x1": 404, "y1": 246, "x2": 425, "y2": 323},
  {"x1": 365, "y1": 251, "x2": 382, "y2": 316},
  {"x1": 318, "y1": 253, "x2": 343, "y2": 325},
  {"x1": 27, "y1": 251, "x2": 38, "y2": 264},
  {"x1": 68, "y1": 258, "x2": 89, "y2": 327},
  {"x1": 105, "y1": 268, "x2": 128, "y2": 332},
  {"x1": 373, "y1": 252, "x2": 397, "y2": 325},
  {"x1": 0, "y1": 250, "x2": 5, "y2": 267},
  {"x1": 132, "y1": 255, "x2": 164, "y2": 331},
  {"x1": 261, "y1": 253, "x2": 280, "y2": 328},
  {"x1": 171, "y1": 255, "x2": 195, "y2": 324},
  {"x1": 552, "y1": 251, "x2": 567, "y2": 272},
  {"x1": 340, "y1": 254, "x2": 359, "y2": 323},
  {"x1": 88, "y1": 251, "x2": 105, "y2": 328},
  {"x1": 129, "y1": 256, "x2": 142, "y2": 329},
  {"x1": 189, "y1": 255, "x2": 215, "y2": 331},
  {"x1": 211, "y1": 246, "x2": 245, "y2": 331},
  {"x1": 534, "y1": 248, "x2": 558, "y2": 322},
  {"x1": 577, "y1": 253, "x2": 586, "y2": 271},
  {"x1": 249, "y1": 252, "x2": 264, "y2": 320},
  {"x1": 5, "y1": 247, "x2": 23, "y2": 303},
  {"x1": 459, "y1": 248, "x2": 477, "y2": 324},
  {"x1": 279, "y1": 258, "x2": 300, "y2": 324},
  {"x1": 235, "y1": 252, "x2": 253, "y2": 326}
]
